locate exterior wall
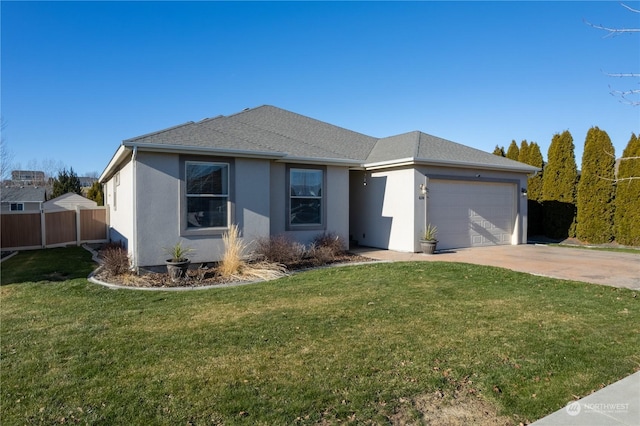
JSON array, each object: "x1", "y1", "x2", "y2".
[
  {"x1": 417, "y1": 165, "x2": 529, "y2": 247},
  {"x1": 349, "y1": 167, "x2": 419, "y2": 252},
  {"x1": 1, "y1": 201, "x2": 42, "y2": 212},
  {"x1": 105, "y1": 157, "x2": 134, "y2": 256},
  {"x1": 133, "y1": 153, "x2": 272, "y2": 267},
  {"x1": 350, "y1": 165, "x2": 530, "y2": 252},
  {"x1": 234, "y1": 157, "x2": 271, "y2": 253},
  {"x1": 270, "y1": 163, "x2": 349, "y2": 247}
]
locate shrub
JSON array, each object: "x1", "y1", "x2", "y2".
[
  {"x1": 218, "y1": 224, "x2": 248, "y2": 278},
  {"x1": 254, "y1": 234, "x2": 305, "y2": 265},
  {"x1": 101, "y1": 243, "x2": 130, "y2": 276},
  {"x1": 311, "y1": 232, "x2": 346, "y2": 257},
  {"x1": 305, "y1": 244, "x2": 336, "y2": 266}
]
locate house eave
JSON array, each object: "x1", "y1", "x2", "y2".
[{"x1": 363, "y1": 157, "x2": 540, "y2": 173}]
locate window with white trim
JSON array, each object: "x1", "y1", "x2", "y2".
[
  {"x1": 289, "y1": 168, "x2": 323, "y2": 226},
  {"x1": 186, "y1": 161, "x2": 229, "y2": 229},
  {"x1": 10, "y1": 203, "x2": 24, "y2": 211}
]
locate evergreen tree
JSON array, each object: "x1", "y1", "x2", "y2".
[
  {"x1": 615, "y1": 133, "x2": 640, "y2": 246},
  {"x1": 87, "y1": 180, "x2": 104, "y2": 206},
  {"x1": 492, "y1": 145, "x2": 505, "y2": 157},
  {"x1": 576, "y1": 127, "x2": 616, "y2": 243},
  {"x1": 526, "y1": 142, "x2": 545, "y2": 236},
  {"x1": 506, "y1": 140, "x2": 519, "y2": 161},
  {"x1": 51, "y1": 167, "x2": 82, "y2": 198},
  {"x1": 542, "y1": 131, "x2": 578, "y2": 239},
  {"x1": 527, "y1": 143, "x2": 544, "y2": 201},
  {"x1": 518, "y1": 140, "x2": 530, "y2": 164}
]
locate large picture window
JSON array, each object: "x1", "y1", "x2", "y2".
[
  {"x1": 289, "y1": 168, "x2": 323, "y2": 226},
  {"x1": 186, "y1": 161, "x2": 229, "y2": 228}
]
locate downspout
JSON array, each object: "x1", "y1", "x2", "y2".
[{"x1": 131, "y1": 146, "x2": 138, "y2": 271}]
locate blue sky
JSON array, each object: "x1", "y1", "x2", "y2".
[{"x1": 2, "y1": 1, "x2": 639, "y2": 177}]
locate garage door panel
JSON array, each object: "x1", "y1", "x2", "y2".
[{"x1": 427, "y1": 180, "x2": 515, "y2": 250}]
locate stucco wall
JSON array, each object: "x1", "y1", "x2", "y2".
[
  {"x1": 133, "y1": 153, "x2": 272, "y2": 267},
  {"x1": 105, "y1": 158, "x2": 134, "y2": 256},
  {"x1": 270, "y1": 163, "x2": 349, "y2": 248},
  {"x1": 351, "y1": 165, "x2": 531, "y2": 252},
  {"x1": 349, "y1": 167, "x2": 418, "y2": 252}
]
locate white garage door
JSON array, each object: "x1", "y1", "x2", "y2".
[{"x1": 427, "y1": 180, "x2": 516, "y2": 250}]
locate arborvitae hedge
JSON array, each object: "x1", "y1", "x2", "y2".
[
  {"x1": 615, "y1": 133, "x2": 640, "y2": 246},
  {"x1": 576, "y1": 127, "x2": 616, "y2": 243},
  {"x1": 518, "y1": 140, "x2": 530, "y2": 164},
  {"x1": 543, "y1": 131, "x2": 578, "y2": 239},
  {"x1": 526, "y1": 142, "x2": 544, "y2": 236},
  {"x1": 506, "y1": 140, "x2": 519, "y2": 161}
]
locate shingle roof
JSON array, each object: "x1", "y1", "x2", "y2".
[
  {"x1": 120, "y1": 105, "x2": 538, "y2": 172},
  {"x1": 1, "y1": 186, "x2": 47, "y2": 203},
  {"x1": 124, "y1": 105, "x2": 378, "y2": 162},
  {"x1": 367, "y1": 131, "x2": 537, "y2": 171}
]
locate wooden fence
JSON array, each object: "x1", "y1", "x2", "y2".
[{"x1": 1, "y1": 207, "x2": 108, "y2": 251}]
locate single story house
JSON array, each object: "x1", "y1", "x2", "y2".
[
  {"x1": 43, "y1": 193, "x2": 98, "y2": 212},
  {"x1": 99, "y1": 105, "x2": 538, "y2": 269},
  {"x1": 0, "y1": 186, "x2": 47, "y2": 212}
]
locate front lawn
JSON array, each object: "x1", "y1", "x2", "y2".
[{"x1": 1, "y1": 248, "x2": 638, "y2": 424}]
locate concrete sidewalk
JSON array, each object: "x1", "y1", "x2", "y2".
[
  {"x1": 531, "y1": 371, "x2": 640, "y2": 425},
  {"x1": 350, "y1": 244, "x2": 640, "y2": 290}
]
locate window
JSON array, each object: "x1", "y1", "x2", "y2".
[
  {"x1": 186, "y1": 161, "x2": 229, "y2": 229},
  {"x1": 10, "y1": 203, "x2": 24, "y2": 211},
  {"x1": 289, "y1": 168, "x2": 323, "y2": 226}
]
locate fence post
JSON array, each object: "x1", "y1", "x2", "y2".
[
  {"x1": 40, "y1": 208, "x2": 46, "y2": 248},
  {"x1": 76, "y1": 206, "x2": 82, "y2": 246}
]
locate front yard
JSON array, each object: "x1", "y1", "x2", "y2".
[{"x1": 1, "y1": 247, "x2": 638, "y2": 424}]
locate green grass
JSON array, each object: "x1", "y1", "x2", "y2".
[{"x1": 1, "y1": 248, "x2": 638, "y2": 425}]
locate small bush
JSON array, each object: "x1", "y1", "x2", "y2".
[
  {"x1": 311, "y1": 232, "x2": 345, "y2": 257},
  {"x1": 218, "y1": 224, "x2": 248, "y2": 278},
  {"x1": 254, "y1": 235, "x2": 305, "y2": 264},
  {"x1": 305, "y1": 243, "x2": 335, "y2": 266},
  {"x1": 101, "y1": 244, "x2": 130, "y2": 276}
]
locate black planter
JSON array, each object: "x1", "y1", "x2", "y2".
[
  {"x1": 166, "y1": 259, "x2": 190, "y2": 282},
  {"x1": 419, "y1": 240, "x2": 438, "y2": 255}
]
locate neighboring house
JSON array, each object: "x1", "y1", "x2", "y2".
[
  {"x1": 99, "y1": 105, "x2": 539, "y2": 269},
  {"x1": 43, "y1": 193, "x2": 98, "y2": 212},
  {"x1": 0, "y1": 186, "x2": 47, "y2": 212},
  {"x1": 78, "y1": 176, "x2": 98, "y2": 188},
  {"x1": 11, "y1": 170, "x2": 46, "y2": 186}
]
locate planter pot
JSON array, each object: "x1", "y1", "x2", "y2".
[
  {"x1": 166, "y1": 259, "x2": 190, "y2": 282},
  {"x1": 420, "y1": 240, "x2": 438, "y2": 255}
]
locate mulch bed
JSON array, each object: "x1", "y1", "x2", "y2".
[{"x1": 93, "y1": 252, "x2": 375, "y2": 289}]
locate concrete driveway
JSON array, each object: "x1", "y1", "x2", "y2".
[{"x1": 351, "y1": 244, "x2": 640, "y2": 290}]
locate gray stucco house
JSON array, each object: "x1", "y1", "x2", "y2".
[{"x1": 99, "y1": 105, "x2": 538, "y2": 268}]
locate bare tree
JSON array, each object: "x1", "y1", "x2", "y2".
[
  {"x1": 0, "y1": 117, "x2": 13, "y2": 182},
  {"x1": 585, "y1": 3, "x2": 640, "y2": 105}
]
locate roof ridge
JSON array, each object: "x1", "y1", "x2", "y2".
[{"x1": 231, "y1": 106, "x2": 370, "y2": 160}]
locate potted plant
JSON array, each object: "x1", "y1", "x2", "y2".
[
  {"x1": 165, "y1": 241, "x2": 194, "y2": 282},
  {"x1": 419, "y1": 224, "x2": 438, "y2": 254}
]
